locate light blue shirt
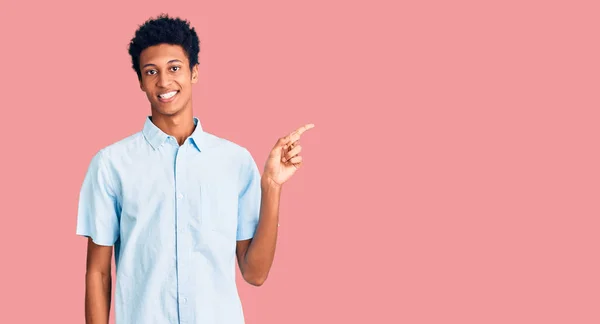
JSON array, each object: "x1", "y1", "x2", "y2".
[{"x1": 76, "y1": 116, "x2": 261, "y2": 324}]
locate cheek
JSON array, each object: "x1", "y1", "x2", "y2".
[
  {"x1": 140, "y1": 81, "x2": 152, "y2": 94},
  {"x1": 176, "y1": 80, "x2": 192, "y2": 92},
  {"x1": 143, "y1": 88, "x2": 155, "y2": 99}
]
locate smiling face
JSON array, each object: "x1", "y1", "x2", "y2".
[{"x1": 138, "y1": 44, "x2": 199, "y2": 117}]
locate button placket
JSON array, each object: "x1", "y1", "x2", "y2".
[{"x1": 174, "y1": 143, "x2": 192, "y2": 323}]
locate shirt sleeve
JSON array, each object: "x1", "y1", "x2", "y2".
[
  {"x1": 75, "y1": 149, "x2": 120, "y2": 246},
  {"x1": 236, "y1": 149, "x2": 262, "y2": 241}
]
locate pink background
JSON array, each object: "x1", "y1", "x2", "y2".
[{"x1": 1, "y1": 0, "x2": 599, "y2": 323}]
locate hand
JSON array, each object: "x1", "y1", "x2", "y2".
[{"x1": 263, "y1": 123, "x2": 315, "y2": 187}]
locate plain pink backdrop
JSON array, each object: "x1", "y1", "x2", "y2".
[{"x1": 0, "y1": 0, "x2": 598, "y2": 323}]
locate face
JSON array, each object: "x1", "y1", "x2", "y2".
[{"x1": 138, "y1": 44, "x2": 199, "y2": 117}]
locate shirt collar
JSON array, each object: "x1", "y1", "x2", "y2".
[{"x1": 142, "y1": 116, "x2": 206, "y2": 151}]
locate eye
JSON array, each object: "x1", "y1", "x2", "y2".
[
  {"x1": 171, "y1": 66, "x2": 181, "y2": 72},
  {"x1": 146, "y1": 70, "x2": 157, "y2": 75}
]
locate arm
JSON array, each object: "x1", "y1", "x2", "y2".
[
  {"x1": 85, "y1": 238, "x2": 113, "y2": 323},
  {"x1": 76, "y1": 150, "x2": 120, "y2": 323},
  {"x1": 236, "y1": 123, "x2": 314, "y2": 286},
  {"x1": 236, "y1": 178, "x2": 281, "y2": 286}
]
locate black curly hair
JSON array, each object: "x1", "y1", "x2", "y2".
[{"x1": 128, "y1": 14, "x2": 200, "y2": 80}]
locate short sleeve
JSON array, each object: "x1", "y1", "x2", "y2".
[
  {"x1": 75, "y1": 149, "x2": 120, "y2": 246},
  {"x1": 237, "y1": 149, "x2": 262, "y2": 241}
]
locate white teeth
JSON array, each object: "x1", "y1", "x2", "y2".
[{"x1": 159, "y1": 91, "x2": 177, "y2": 99}]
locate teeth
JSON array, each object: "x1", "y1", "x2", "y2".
[{"x1": 159, "y1": 91, "x2": 177, "y2": 99}]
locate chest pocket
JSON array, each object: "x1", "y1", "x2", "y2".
[{"x1": 202, "y1": 179, "x2": 239, "y2": 238}]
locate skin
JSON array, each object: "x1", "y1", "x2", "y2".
[{"x1": 84, "y1": 43, "x2": 314, "y2": 323}]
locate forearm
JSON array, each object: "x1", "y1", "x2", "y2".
[
  {"x1": 85, "y1": 271, "x2": 111, "y2": 324},
  {"x1": 242, "y1": 178, "x2": 282, "y2": 285}
]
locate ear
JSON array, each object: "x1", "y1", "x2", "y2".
[{"x1": 191, "y1": 64, "x2": 199, "y2": 84}]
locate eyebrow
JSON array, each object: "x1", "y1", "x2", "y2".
[{"x1": 142, "y1": 59, "x2": 183, "y2": 69}]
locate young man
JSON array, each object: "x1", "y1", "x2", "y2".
[{"x1": 76, "y1": 15, "x2": 313, "y2": 323}]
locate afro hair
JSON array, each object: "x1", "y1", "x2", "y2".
[{"x1": 128, "y1": 14, "x2": 200, "y2": 80}]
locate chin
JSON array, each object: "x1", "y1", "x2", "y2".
[{"x1": 152, "y1": 105, "x2": 182, "y2": 116}]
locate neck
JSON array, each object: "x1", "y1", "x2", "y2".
[{"x1": 150, "y1": 108, "x2": 195, "y2": 146}]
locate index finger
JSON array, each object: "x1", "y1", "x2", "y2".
[
  {"x1": 294, "y1": 123, "x2": 315, "y2": 136},
  {"x1": 286, "y1": 123, "x2": 315, "y2": 144}
]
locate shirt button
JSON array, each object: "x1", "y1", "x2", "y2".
[
  {"x1": 177, "y1": 193, "x2": 183, "y2": 200},
  {"x1": 181, "y1": 297, "x2": 187, "y2": 304}
]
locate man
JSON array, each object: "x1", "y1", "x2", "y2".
[{"x1": 76, "y1": 14, "x2": 313, "y2": 323}]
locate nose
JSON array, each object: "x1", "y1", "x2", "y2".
[{"x1": 156, "y1": 73, "x2": 172, "y2": 88}]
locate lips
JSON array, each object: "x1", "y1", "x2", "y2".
[{"x1": 157, "y1": 90, "x2": 179, "y2": 103}]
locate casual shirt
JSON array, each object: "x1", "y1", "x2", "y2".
[{"x1": 76, "y1": 116, "x2": 261, "y2": 323}]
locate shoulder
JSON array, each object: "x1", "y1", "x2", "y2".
[
  {"x1": 200, "y1": 131, "x2": 260, "y2": 183},
  {"x1": 101, "y1": 131, "x2": 145, "y2": 157},
  {"x1": 201, "y1": 130, "x2": 255, "y2": 162},
  {"x1": 84, "y1": 132, "x2": 145, "y2": 175}
]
